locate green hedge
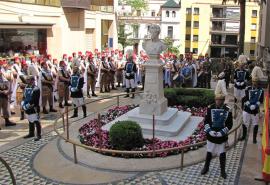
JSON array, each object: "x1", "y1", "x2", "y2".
[
  {"x1": 109, "y1": 120, "x2": 144, "y2": 150},
  {"x1": 164, "y1": 88, "x2": 215, "y2": 107}
]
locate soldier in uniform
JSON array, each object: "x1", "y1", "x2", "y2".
[
  {"x1": 234, "y1": 62, "x2": 250, "y2": 103},
  {"x1": 0, "y1": 61, "x2": 16, "y2": 128},
  {"x1": 240, "y1": 77, "x2": 264, "y2": 143},
  {"x1": 40, "y1": 62, "x2": 57, "y2": 114},
  {"x1": 70, "y1": 66, "x2": 87, "y2": 118},
  {"x1": 202, "y1": 58, "x2": 212, "y2": 88},
  {"x1": 201, "y1": 94, "x2": 233, "y2": 179},
  {"x1": 99, "y1": 55, "x2": 110, "y2": 93},
  {"x1": 116, "y1": 53, "x2": 124, "y2": 87},
  {"x1": 17, "y1": 61, "x2": 29, "y2": 120},
  {"x1": 58, "y1": 60, "x2": 71, "y2": 108},
  {"x1": 22, "y1": 76, "x2": 41, "y2": 141},
  {"x1": 108, "y1": 57, "x2": 117, "y2": 90},
  {"x1": 86, "y1": 56, "x2": 97, "y2": 97},
  {"x1": 124, "y1": 50, "x2": 137, "y2": 98}
]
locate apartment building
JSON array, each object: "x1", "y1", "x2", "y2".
[
  {"x1": 118, "y1": 0, "x2": 260, "y2": 59},
  {"x1": 0, "y1": 0, "x2": 118, "y2": 58}
]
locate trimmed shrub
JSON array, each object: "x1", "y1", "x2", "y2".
[
  {"x1": 109, "y1": 120, "x2": 144, "y2": 150},
  {"x1": 164, "y1": 88, "x2": 215, "y2": 107}
]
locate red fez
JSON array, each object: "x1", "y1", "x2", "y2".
[
  {"x1": 59, "y1": 60, "x2": 66, "y2": 66},
  {"x1": 41, "y1": 60, "x2": 47, "y2": 66},
  {"x1": 63, "y1": 54, "x2": 67, "y2": 57},
  {"x1": 31, "y1": 55, "x2": 36, "y2": 60},
  {"x1": 78, "y1": 51, "x2": 82, "y2": 55},
  {"x1": 72, "y1": 52, "x2": 76, "y2": 55},
  {"x1": 21, "y1": 60, "x2": 27, "y2": 66},
  {"x1": 53, "y1": 58, "x2": 57, "y2": 62},
  {"x1": 47, "y1": 54, "x2": 51, "y2": 58},
  {"x1": 68, "y1": 56, "x2": 73, "y2": 60}
]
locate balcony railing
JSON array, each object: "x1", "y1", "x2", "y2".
[
  {"x1": 4, "y1": 0, "x2": 61, "y2": 7},
  {"x1": 90, "y1": 5, "x2": 114, "y2": 13},
  {"x1": 118, "y1": 15, "x2": 161, "y2": 22}
]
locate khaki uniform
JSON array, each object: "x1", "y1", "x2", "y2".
[
  {"x1": 40, "y1": 69, "x2": 54, "y2": 107},
  {"x1": 100, "y1": 60, "x2": 109, "y2": 92},
  {"x1": 57, "y1": 67, "x2": 70, "y2": 103},
  {"x1": 0, "y1": 75, "x2": 10, "y2": 118},
  {"x1": 16, "y1": 70, "x2": 28, "y2": 105},
  {"x1": 87, "y1": 62, "x2": 97, "y2": 95},
  {"x1": 108, "y1": 61, "x2": 116, "y2": 89}
]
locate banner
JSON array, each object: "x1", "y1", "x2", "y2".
[{"x1": 262, "y1": 88, "x2": 270, "y2": 182}]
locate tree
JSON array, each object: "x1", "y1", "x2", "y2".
[
  {"x1": 163, "y1": 37, "x2": 181, "y2": 56},
  {"x1": 118, "y1": 24, "x2": 135, "y2": 50},
  {"x1": 125, "y1": 0, "x2": 148, "y2": 11},
  {"x1": 222, "y1": 0, "x2": 265, "y2": 56}
]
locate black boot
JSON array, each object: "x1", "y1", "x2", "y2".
[
  {"x1": 100, "y1": 88, "x2": 104, "y2": 93},
  {"x1": 49, "y1": 106, "x2": 57, "y2": 112},
  {"x1": 253, "y1": 125, "x2": 258, "y2": 144},
  {"x1": 43, "y1": 107, "x2": 48, "y2": 114},
  {"x1": 59, "y1": 103, "x2": 64, "y2": 109},
  {"x1": 240, "y1": 125, "x2": 247, "y2": 141},
  {"x1": 24, "y1": 122, "x2": 35, "y2": 138},
  {"x1": 124, "y1": 88, "x2": 130, "y2": 98},
  {"x1": 220, "y1": 152, "x2": 227, "y2": 179},
  {"x1": 82, "y1": 105, "x2": 87, "y2": 118},
  {"x1": 201, "y1": 152, "x2": 212, "y2": 175},
  {"x1": 112, "y1": 84, "x2": 117, "y2": 90},
  {"x1": 92, "y1": 91, "x2": 97, "y2": 97},
  {"x1": 117, "y1": 82, "x2": 120, "y2": 87},
  {"x1": 131, "y1": 88, "x2": 135, "y2": 99},
  {"x1": 70, "y1": 107, "x2": 78, "y2": 118},
  {"x1": 64, "y1": 101, "x2": 72, "y2": 106},
  {"x1": 5, "y1": 118, "x2": 16, "y2": 127},
  {"x1": 34, "y1": 121, "x2": 41, "y2": 141},
  {"x1": 20, "y1": 111, "x2": 25, "y2": 120}
]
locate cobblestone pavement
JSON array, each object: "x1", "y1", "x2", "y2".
[{"x1": 0, "y1": 129, "x2": 244, "y2": 185}]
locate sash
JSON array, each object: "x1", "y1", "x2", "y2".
[
  {"x1": 237, "y1": 71, "x2": 246, "y2": 82},
  {"x1": 249, "y1": 89, "x2": 262, "y2": 105},
  {"x1": 71, "y1": 76, "x2": 79, "y2": 88},
  {"x1": 211, "y1": 109, "x2": 228, "y2": 128}
]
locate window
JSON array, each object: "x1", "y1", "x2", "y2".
[
  {"x1": 151, "y1": 11, "x2": 155, "y2": 17},
  {"x1": 193, "y1": 48, "x2": 198, "y2": 54},
  {"x1": 166, "y1": 11, "x2": 170, "y2": 17},
  {"x1": 251, "y1": 23, "x2": 257, "y2": 30},
  {"x1": 186, "y1": 21, "x2": 191, "y2": 27},
  {"x1": 137, "y1": 10, "x2": 141, "y2": 16},
  {"x1": 172, "y1": 11, "x2": 176, "y2": 18},
  {"x1": 168, "y1": 26, "x2": 173, "y2": 38},
  {"x1": 186, "y1": 8, "x2": 192, "y2": 15},
  {"x1": 193, "y1": 35, "x2": 199, "y2": 41},
  {"x1": 251, "y1": 37, "x2": 256, "y2": 43},
  {"x1": 185, "y1": 34, "x2": 191, "y2": 40},
  {"x1": 193, "y1": 21, "x2": 199, "y2": 28},
  {"x1": 194, "y1": 8, "x2": 199, "y2": 15},
  {"x1": 250, "y1": 50, "x2": 255, "y2": 56},
  {"x1": 9, "y1": 0, "x2": 60, "y2": 6},
  {"x1": 252, "y1": 10, "x2": 257, "y2": 17},
  {"x1": 185, "y1": 48, "x2": 190, "y2": 53}
]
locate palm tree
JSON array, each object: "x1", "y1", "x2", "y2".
[{"x1": 222, "y1": 0, "x2": 265, "y2": 56}]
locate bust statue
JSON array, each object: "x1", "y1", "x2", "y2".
[{"x1": 142, "y1": 25, "x2": 167, "y2": 60}]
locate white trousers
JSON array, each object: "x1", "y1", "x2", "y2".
[
  {"x1": 243, "y1": 111, "x2": 259, "y2": 126},
  {"x1": 125, "y1": 79, "x2": 135, "y2": 89},
  {"x1": 72, "y1": 97, "x2": 85, "y2": 107},
  {"x1": 234, "y1": 87, "x2": 245, "y2": 99},
  {"x1": 207, "y1": 140, "x2": 225, "y2": 155},
  {"x1": 27, "y1": 113, "x2": 39, "y2": 123}
]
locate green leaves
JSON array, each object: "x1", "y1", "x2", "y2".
[{"x1": 125, "y1": 0, "x2": 148, "y2": 11}]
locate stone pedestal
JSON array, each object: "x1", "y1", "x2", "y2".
[{"x1": 139, "y1": 62, "x2": 167, "y2": 116}]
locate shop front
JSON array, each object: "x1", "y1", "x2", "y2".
[{"x1": 0, "y1": 27, "x2": 47, "y2": 58}]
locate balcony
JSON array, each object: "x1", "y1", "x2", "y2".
[
  {"x1": 210, "y1": 41, "x2": 238, "y2": 47},
  {"x1": 61, "y1": 0, "x2": 91, "y2": 9},
  {"x1": 118, "y1": 15, "x2": 161, "y2": 24}
]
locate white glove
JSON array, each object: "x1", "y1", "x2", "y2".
[
  {"x1": 240, "y1": 82, "x2": 245, "y2": 86},
  {"x1": 256, "y1": 102, "x2": 260, "y2": 106},
  {"x1": 236, "y1": 82, "x2": 240, "y2": 86},
  {"x1": 126, "y1": 73, "x2": 130, "y2": 77},
  {"x1": 209, "y1": 131, "x2": 217, "y2": 137},
  {"x1": 245, "y1": 101, "x2": 250, "y2": 106},
  {"x1": 250, "y1": 105, "x2": 256, "y2": 110},
  {"x1": 71, "y1": 87, "x2": 78, "y2": 92},
  {"x1": 216, "y1": 132, "x2": 223, "y2": 137}
]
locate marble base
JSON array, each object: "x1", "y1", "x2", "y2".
[{"x1": 102, "y1": 107, "x2": 204, "y2": 142}]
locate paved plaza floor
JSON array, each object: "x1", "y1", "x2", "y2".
[{"x1": 0, "y1": 87, "x2": 266, "y2": 185}]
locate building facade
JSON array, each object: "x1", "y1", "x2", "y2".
[
  {"x1": 118, "y1": 0, "x2": 260, "y2": 59},
  {"x1": 0, "y1": 0, "x2": 118, "y2": 58}
]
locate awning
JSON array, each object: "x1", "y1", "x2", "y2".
[{"x1": 0, "y1": 23, "x2": 53, "y2": 29}]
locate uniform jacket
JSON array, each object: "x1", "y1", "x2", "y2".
[
  {"x1": 70, "y1": 74, "x2": 84, "y2": 98},
  {"x1": 242, "y1": 86, "x2": 264, "y2": 115}
]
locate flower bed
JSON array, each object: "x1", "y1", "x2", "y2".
[{"x1": 78, "y1": 105, "x2": 207, "y2": 158}]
